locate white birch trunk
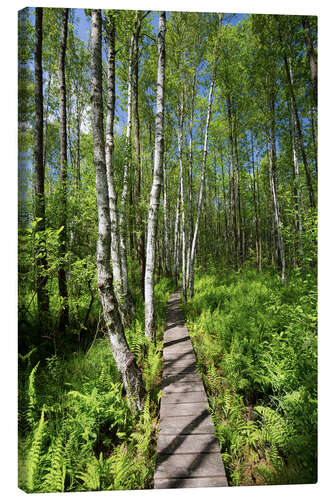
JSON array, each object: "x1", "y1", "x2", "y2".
[
  {"x1": 105, "y1": 13, "x2": 125, "y2": 321},
  {"x1": 144, "y1": 12, "x2": 166, "y2": 341},
  {"x1": 118, "y1": 29, "x2": 135, "y2": 322},
  {"x1": 91, "y1": 10, "x2": 144, "y2": 411}
]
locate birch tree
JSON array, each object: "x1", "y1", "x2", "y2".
[
  {"x1": 144, "y1": 12, "x2": 166, "y2": 341},
  {"x1": 105, "y1": 11, "x2": 124, "y2": 320},
  {"x1": 90, "y1": 9, "x2": 144, "y2": 410}
]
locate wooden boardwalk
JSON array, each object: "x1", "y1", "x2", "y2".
[{"x1": 154, "y1": 290, "x2": 228, "y2": 489}]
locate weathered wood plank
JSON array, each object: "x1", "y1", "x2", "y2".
[
  {"x1": 162, "y1": 373, "x2": 202, "y2": 387},
  {"x1": 159, "y1": 412, "x2": 216, "y2": 435},
  {"x1": 162, "y1": 380, "x2": 206, "y2": 394},
  {"x1": 163, "y1": 363, "x2": 197, "y2": 376},
  {"x1": 154, "y1": 476, "x2": 228, "y2": 489},
  {"x1": 162, "y1": 351, "x2": 196, "y2": 362},
  {"x1": 160, "y1": 401, "x2": 209, "y2": 418},
  {"x1": 162, "y1": 391, "x2": 208, "y2": 404},
  {"x1": 155, "y1": 452, "x2": 226, "y2": 479},
  {"x1": 157, "y1": 433, "x2": 219, "y2": 455}
]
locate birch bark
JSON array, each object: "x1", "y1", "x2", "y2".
[
  {"x1": 91, "y1": 10, "x2": 144, "y2": 410},
  {"x1": 105, "y1": 12, "x2": 125, "y2": 323},
  {"x1": 118, "y1": 26, "x2": 135, "y2": 322},
  {"x1": 144, "y1": 12, "x2": 166, "y2": 341}
]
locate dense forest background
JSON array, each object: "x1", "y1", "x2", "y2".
[{"x1": 8, "y1": 0, "x2": 325, "y2": 494}]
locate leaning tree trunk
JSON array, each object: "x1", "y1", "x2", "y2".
[
  {"x1": 34, "y1": 7, "x2": 50, "y2": 325},
  {"x1": 58, "y1": 8, "x2": 69, "y2": 330},
  {"x1": 90, "y1": 9, "x2": 144, "y2": 411},
  {"x1": 189, "y1": 14, "x2": 222, "y2": 298},
  {"x1": 144, "y1": 12, "x2": 166, "y2": 341}
]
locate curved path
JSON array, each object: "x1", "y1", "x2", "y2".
[{"x1": 154, "y1": 289, "x2": 228, "y2": 489}]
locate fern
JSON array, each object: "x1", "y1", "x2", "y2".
[
  {"x1": 42, "y1": 433, "x2": 66, "y2": 492},
  {"x1": 26, "y1": 408, "x2": 46, "y2": 492},
  {"x1": 26, "y1": 362, "x2": 40, "y2": 429}
]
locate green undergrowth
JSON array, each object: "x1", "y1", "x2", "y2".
[
  {"x1": 183, "y1": 267, "x2": 317, "y2": 486},
  {"x1": 18, "y1": 277, "x2": 175, "y2": 493}
]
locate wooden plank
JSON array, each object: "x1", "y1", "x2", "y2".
[
  {"x1": 163, "y1": 363, "x2": 197, "y2": 376},
  {"x1": 154, "y1": 477, "x2": 228, "y2": 489},
  {"x1": 162, "y1": 373, "x2": 202, "y2": 387},
  {"x1": 160, "y1": 401, "x2": 209, "y2": 418},
  {"x1": 157, "y1": 433, "x2": 219, "y2": 455},
  {"x1": 162, "y1": 391, "x2": 208, "y2": 404},
  {"x1": 159, "y1": 412, "x2": 216, "y2": 435},
  {"x1": 155, "y1": 452, "x2": 226, "y2": 479},
  {"x1": 163, "y1": 350, "x2": 196, "y2": 362},
  {"x1": 162, "y1": 380, "x2": 206, "y2": 394}
]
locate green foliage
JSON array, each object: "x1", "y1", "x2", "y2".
[{"x1": 185, "y1": 267, "x2": 317, "y2": 486}]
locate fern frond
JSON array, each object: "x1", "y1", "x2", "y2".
[{"x1": 26, "y1": 408, "x2": 46, "y2": 492}]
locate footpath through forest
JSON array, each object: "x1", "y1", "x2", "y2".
[{"x1": 154, "y1": 290, "x2": 228, "y2": 488}]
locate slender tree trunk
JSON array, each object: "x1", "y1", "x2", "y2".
[
  {"x1": 34, "y1": 8, "x2": 50, "y2": 324},
  {"x1": 220, "y1": 152, "x2": 230, "y2": 263},
  {"x1": 163, "y1": 158, "x2": 171, "y2": 276},
  {"x1": 173, "y1": 176, "x2": 181, "y2": 282},
  {"x1": 251, "y1": 136, "x2": 261, "y2": 271},
  {"x1": 105, "y1": 12, "x2": 127, "y2": 324},
  {"x1": 267, "y1": 99, "x2": 286, "y2": 284},
  {"x1": 58, "y1": 8, "x2": 69, "y2": 330},
  {"x1": 118, "y1": 28, "x2": 136, "y2": 322},
  {"x1": 132, "y1": 12, "x2": 146, "y2": 297},
  {"x1": 177, "y1": 93, "x2": 187, "y2": 300},
  {"x1": 75, "y1": 82, "x2": 81, "y2": 189},
  {"x1": 289, "y1": 99, "x2": 304, "y2": 266},
  {"x1": 302, "y1": 16, "x2": 317, "y2": 107},
  {"x1": 226, "y1": 93, "x2": 237, "y2": 268},
  {"x1": 234, "y1": 119, "x2": 243, "y2": 264},
  {"x1": 278, "y1": 32, "x2": 315, "y2": 209},
  {"x1": 43, "y1": 70, "x2": 52, "y2": 173},
  {"x1": 189, "y1": 14, "x2": 222, "y2": 298},
  {"x1": 144, "y1": 12, "x2": 166, "y2": 341},
  {"x1": 186, "y1": 71, "x2": 196, "y2": 289},
  {"x1": 90, "y1": 10, "x2": 144, "y2": 411}
]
